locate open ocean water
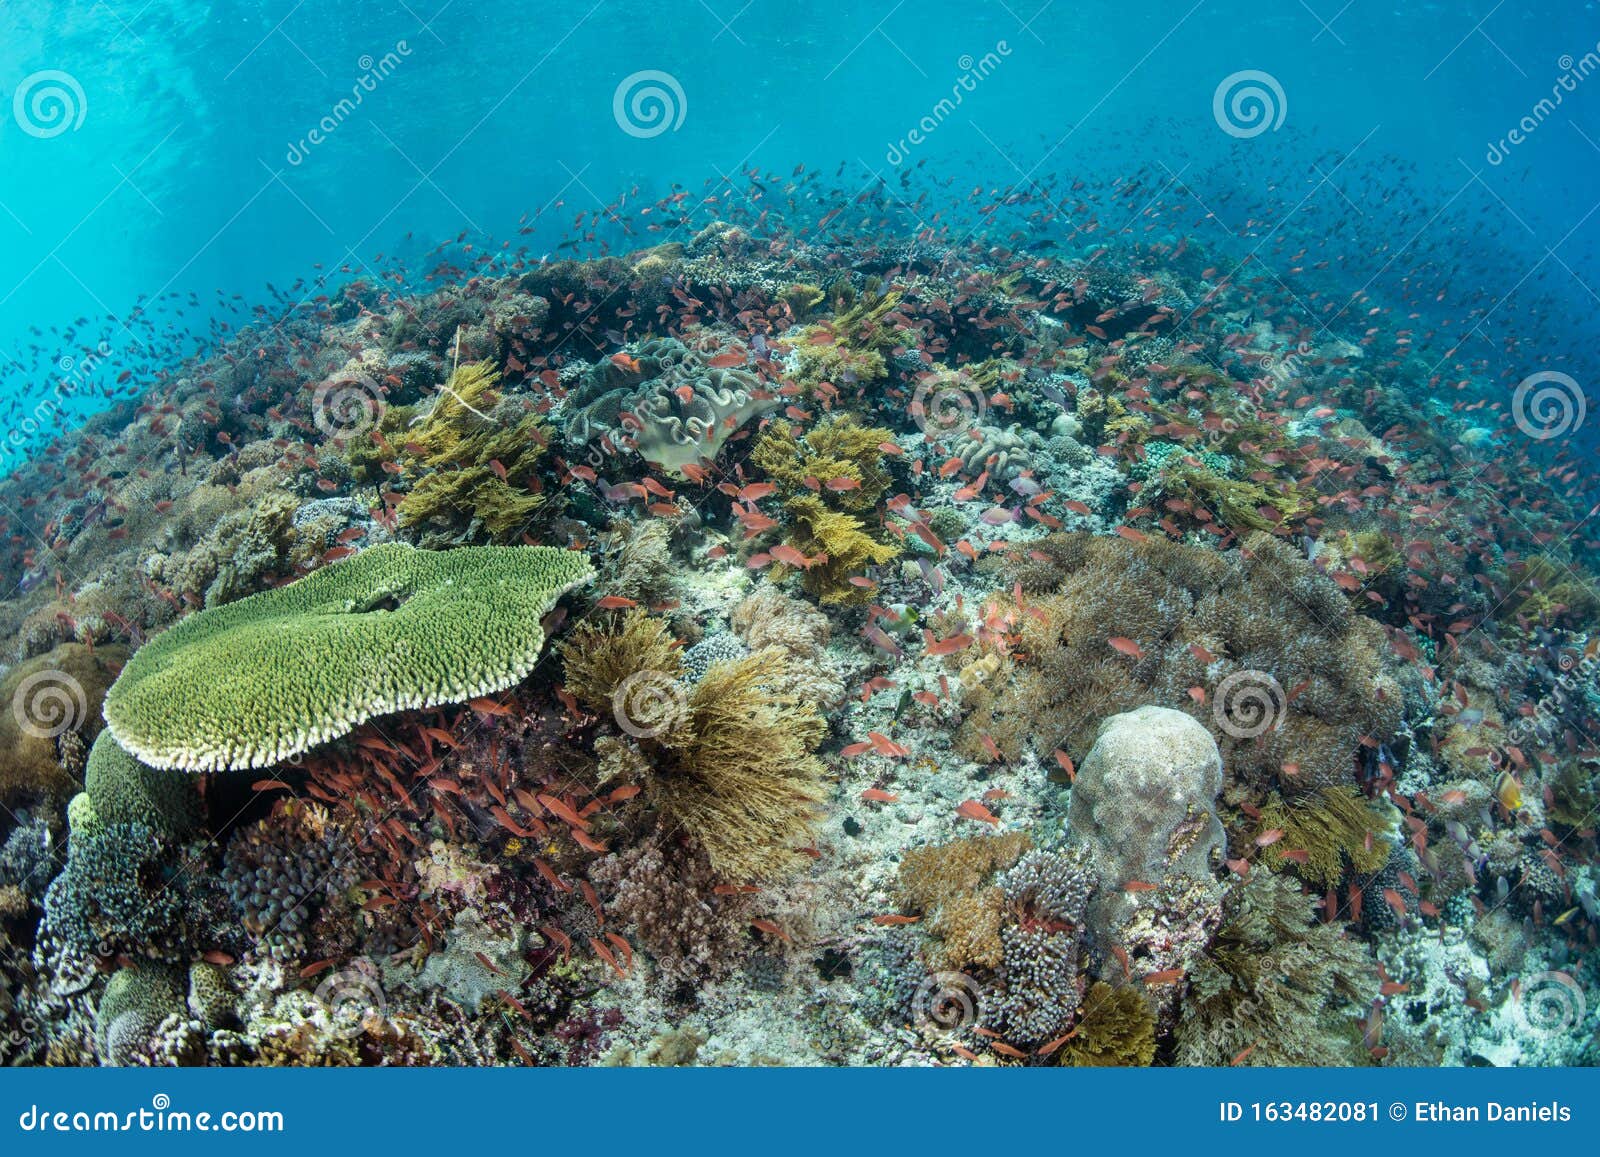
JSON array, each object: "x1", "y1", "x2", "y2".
[{"x1": 0, "y1": 0, "x2": 1597, "y2": 1091}]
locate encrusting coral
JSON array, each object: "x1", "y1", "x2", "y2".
[{"x1": 103, "y1": 543, "x2": 594, "y2": 770}]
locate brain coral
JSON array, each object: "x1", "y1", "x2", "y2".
[{"x1": 103, "y1": 543, "x2": 594, "y2": 771}]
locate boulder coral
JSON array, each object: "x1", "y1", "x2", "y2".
[{"x1": 1067, "y1": 706, "x2": 1225, "y2": 935}]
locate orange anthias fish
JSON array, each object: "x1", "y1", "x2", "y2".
[
  {"x1": 1107, "y1": 636, "x2": 1144, "y2": 660},
  {"x1": 955, "y1": 799, "x2": 1000, "y2": 826}
]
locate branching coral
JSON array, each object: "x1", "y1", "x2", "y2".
[
  {"x1": 104, "y1": 543, "x2": 594, "y2": 771},
  {"x1": 591, "y1": 831, "x2": 759, "y2": 983},
  {"x1": 44, "y1": 822, "x2": 230, "y2": 962},
  {"x1": 729, "y1": 585, "x2": 845, "y2": 705},
  {"x1": 222, "y1": 801, "x2": 360, "y2": 964}
]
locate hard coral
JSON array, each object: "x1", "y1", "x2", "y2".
[{"x1": 103, "y1": 543, "x2": 593, "y2": 770}]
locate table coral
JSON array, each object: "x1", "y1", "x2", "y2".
[{"x1": 103, "y1": 543, "x2": 593, "y2": 770}]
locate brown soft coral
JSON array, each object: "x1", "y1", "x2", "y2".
[
  {"x1": 0, "y1": 642, "x2": 127, "y2": 811},
  {"x1": 898, "y1": 832, "x2": 1032, "y2": 970},
  {"x1": 961, "y1": 532, "x2": 1401, "y2": 797}
]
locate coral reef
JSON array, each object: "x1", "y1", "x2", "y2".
[
  {"x1": 0, "y1": 198, "x2": 1591, "y2": 1071},
  {"x1": 1175, "y1": 870, "x2": 1376, "y2": 1066}
]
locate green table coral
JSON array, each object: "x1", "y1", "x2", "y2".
[{"x1": 103, "y1": 543, "x2": 594, "y2": 771}]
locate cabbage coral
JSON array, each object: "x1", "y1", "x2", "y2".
[{"x1": 103, "y1": 543, "x2": 594, "y2": 771}]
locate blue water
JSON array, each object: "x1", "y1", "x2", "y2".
[{"x1": 2, "y1": 0, "x2": 1598, "y2": 467}]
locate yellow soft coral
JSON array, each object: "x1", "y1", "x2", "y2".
[
  {"x1": 750, "y1": 415, "x2": 895, "y2": 512},
  {"x1": 778, "y1": 495, "x2": 899, "y2": 605},
  {"x1": 396, "y1": 361, "x2": 550, "y2": 540}
]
